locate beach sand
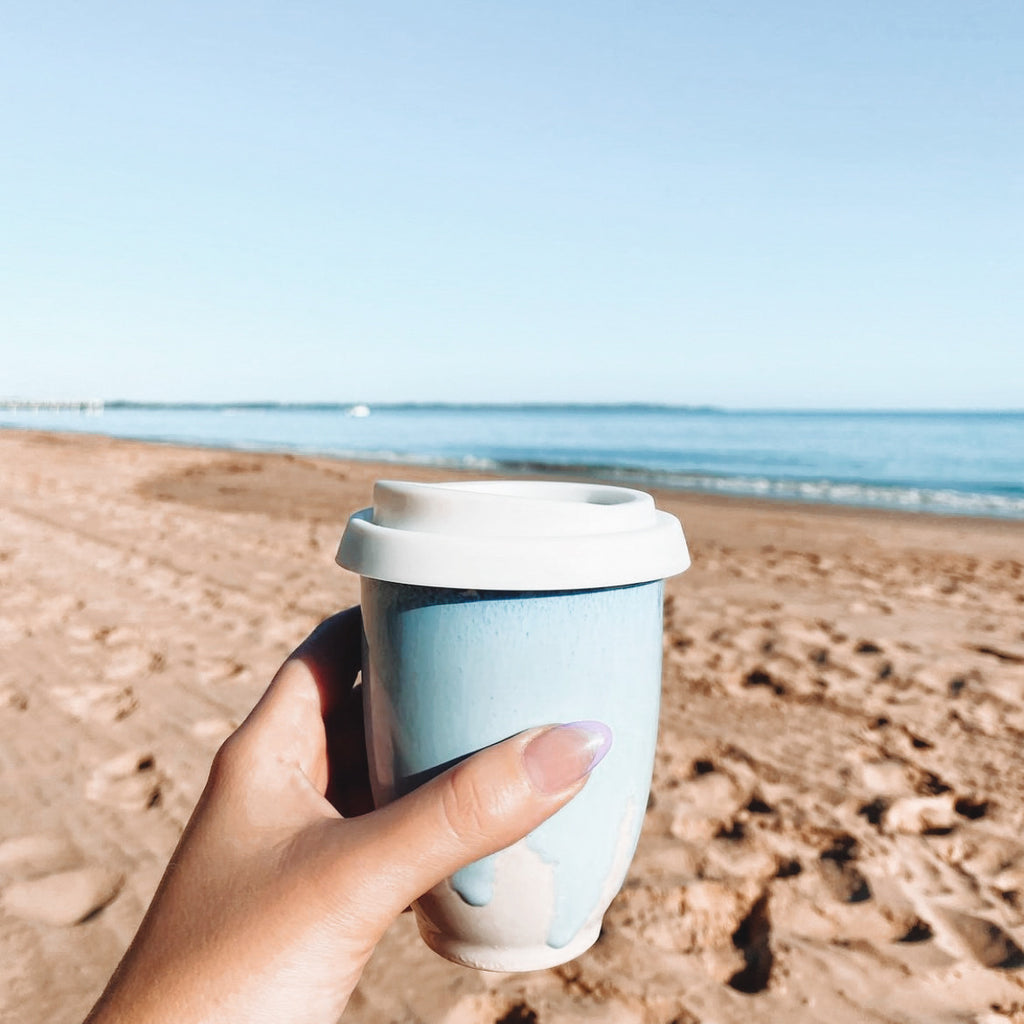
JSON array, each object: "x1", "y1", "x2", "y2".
[{"x1": 2, "y1": 428, "x2": 1024, "y2": 1023}]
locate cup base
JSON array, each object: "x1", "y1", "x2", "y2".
[{"x1": 418, "y1": 920, "x2": 602, "y2": 973}]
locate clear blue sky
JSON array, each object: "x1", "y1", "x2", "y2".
[{"x1": 2, "y1": 2, "x2": 1021, "y2": 408}]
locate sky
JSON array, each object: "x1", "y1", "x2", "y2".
[{"x1": 1, "y1": 2, "x2": 1022, "y2": 408}]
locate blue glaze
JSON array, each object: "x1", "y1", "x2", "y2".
[
  {"x1": 451, "y1": 856, "x2": 497, "y2": 907},
  {"x1": 361, "y1": 579, "x2": 664, "y2": 950}
]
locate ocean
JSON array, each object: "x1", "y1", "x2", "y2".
[{"x1": 2, "y1": 403, "x2": 1023, "y2": 520}]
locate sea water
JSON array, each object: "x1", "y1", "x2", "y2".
[
  {"x1": 359, "y1": 578, "x2": 664, "y2": 967},
  {"x1": 3, "y1": 403, "x2": 1022, "y2": 519}
]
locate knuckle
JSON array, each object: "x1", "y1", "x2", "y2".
[
  {"x1": 439, "y1": 764, "x2": 496, "y2": 846},
  {"x1": 208, "y1": 729, "x2": 249, "y2": 786}
]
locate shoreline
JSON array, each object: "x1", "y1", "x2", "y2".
[{"x1": 6, "y1": 425, "x2": 1024, "y2": 532}]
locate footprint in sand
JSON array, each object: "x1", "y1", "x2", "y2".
[
  {"x1": 94, "y1": 625, "x2": 141, "y2": 647},
  {"x1": 85, "y1": 750, "x2": 162, "y2": 811},
  {"x1": 727, "y1": 893, "x2": 774, "y2": 994},
  {"x1": 668, "y1": 770, "x2": 747, "y2": 842},
  {"x1": 817, "y1": 837, "x2": 872, "y2": 904},
  {"x1": 0, "y1": 685, "x2": 30, "y2": 711},
  {"x1": 883, "y1": 795, "x2": 957, "y2": 836},
  {"x1": 104, "y1": 645, "x2": 160, "y2": 682},
  {"x1": 957, "y1": 834, "x2": 1024, "y2": 894},
  {"x1": 197, "y1": 657, "x2": 252, "y2": 685},
  {"x1": 857, "y1": 759, "x2": 914, "y2": 798},
  {"x1": 52, "y1": 683, "x2": 138, "y2": 723},
  {"x1": 605, "y1": 876, "x2": 759, "y2": 977},
  {"x1": 0, "y1": 833, "x2": 80, "y2": 878},
  {"x1": 927, "y1": 907, "x2": 1024, "y2": 969},
  {"x1": 1, "y1": 866, "x2": 123, "y2": 926}
]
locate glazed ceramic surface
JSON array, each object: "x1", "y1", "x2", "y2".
[{"x1": 360, "y1": 577, "x2": 664, "y2": 971}]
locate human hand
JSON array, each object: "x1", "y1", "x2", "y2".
[{"x1": 85, "y1": 607, "x2": 611, "y2": 1024}]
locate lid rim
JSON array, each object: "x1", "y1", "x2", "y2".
[{"x1": 336, "y1": 480, "x2": 689, "y2": 591}]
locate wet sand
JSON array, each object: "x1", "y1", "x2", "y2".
[{"x1": 2, "y1": 428, "x2": 1024, "y2": 1023}]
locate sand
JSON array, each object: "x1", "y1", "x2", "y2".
[{"x1": 2, "y1": 428, "x2": 1024, "y2": 1024}]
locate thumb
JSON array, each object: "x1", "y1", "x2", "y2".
[{"x1": 364, "y1": 722, "x2": 612, "y2": 914}]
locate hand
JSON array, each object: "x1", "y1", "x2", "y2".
[{"x1": 85, "y1": 607, "x2": 610, "y2": 1024}]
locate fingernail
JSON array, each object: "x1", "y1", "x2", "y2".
[{"x1": 523, "y1": 721, "x2": 613, "y2": 794}]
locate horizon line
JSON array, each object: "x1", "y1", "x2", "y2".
[{"x1": 2, "y1": 399, "x2": 1022, "y2": 415}]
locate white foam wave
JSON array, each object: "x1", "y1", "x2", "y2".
[{"x1": 615, "y1": 469, "x2": 1024, "y2": 518}]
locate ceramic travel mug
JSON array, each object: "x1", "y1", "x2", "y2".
[{"x1": 336, "y1": 480, "x2": 689, "y2": 971}]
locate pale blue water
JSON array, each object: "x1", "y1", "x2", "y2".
[{"x1": 2, "y1": 403, "x2": 1022, "y2": 519}]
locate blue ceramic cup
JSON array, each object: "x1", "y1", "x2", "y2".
[{"x1": 337, "y1": 480, "x2": 688, "y2": 971}]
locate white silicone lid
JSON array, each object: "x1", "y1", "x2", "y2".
[{"x1": 336, "y1": 480, "x2": 690, "y2": 591}]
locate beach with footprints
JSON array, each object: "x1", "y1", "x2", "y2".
[{"x1": 2, "y1": 428, "x2": 1024, "y2": 1023}]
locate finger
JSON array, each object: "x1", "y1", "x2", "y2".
[
  {"x1": 294, "y1": 608, "x2": 371, "y2": 813},
  {"x1": 229, "y1": 608, "x2": 370, "y2": 805},
  {"x1": 291, "y1": 606, "x2": 364, "y2": 721},
  {"x1": 359, "y1": 722, "x2": 612, "y2": 915}
]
